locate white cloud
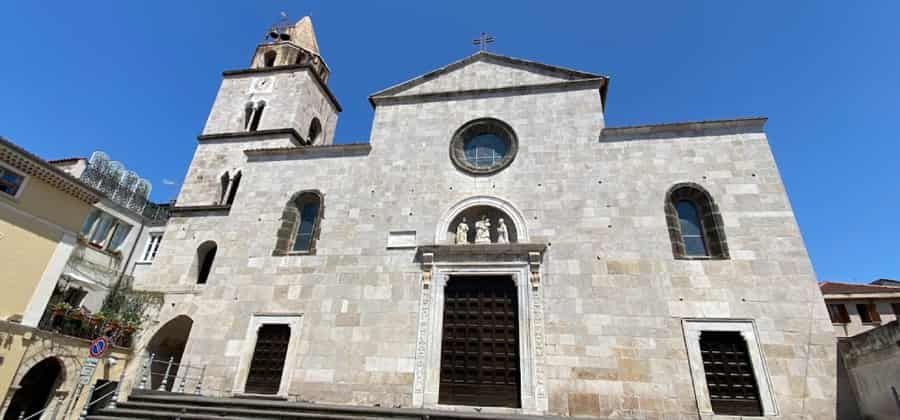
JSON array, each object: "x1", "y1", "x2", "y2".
[{"x1": 162, "y1": 178, "x2": 176, "y2": 185}]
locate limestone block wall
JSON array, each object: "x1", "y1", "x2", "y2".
[
  {"x1": 137, "y1": 79, "x2": 834, "y2": 418},
  {"x1": 176, "y1": 135, "x2": 297, "y2": 206},
  {"x1": 201, "y1": 70, "x2": 338, "y2": 144}
]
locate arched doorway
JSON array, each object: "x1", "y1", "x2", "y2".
[
  {"x1": 3, "y1": 358, "x2": 63, "y2": 420},
  {"x1": 145, "y1": 315, "x2": 193, "y2": 391}
]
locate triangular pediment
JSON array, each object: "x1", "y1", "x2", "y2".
[{"x1": 371, "y1": 52, "x2": 606, "y2": 99}]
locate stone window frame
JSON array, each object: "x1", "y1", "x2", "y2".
[
  {"x1": 272, "y1": 190, "x2": 324, "y2": 256},
  {"x1": 305, "y1": 117, "x2": 322, "y2": 146},
  {"x1": 412, "y1": 263, "x2": 548, "y2": 414},
  {"x1": 194, "y1": 240, "x2": 217, "y2": 285},
  {"x1": 139, "y1": 232, "x2": 163, "y2": 263},
  {"x1": 231, "y1": 313, "x2": 303, "y2": 398},
  {"x1": 682, "y1": 319, "x2": 778, "y2": 417},
  {"x1": 449, "y1": 118, "x2": 519, "y2": 175},
  {"x1": 665, "y1": 183, "x2": 729, "y2": 260},
  {"x1": 245, "y1": 100, "x2": 266, "y2": 132}
]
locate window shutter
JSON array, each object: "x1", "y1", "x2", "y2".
[{"x1": 870, "y1": 304, "x2": 881, "y2": 322}]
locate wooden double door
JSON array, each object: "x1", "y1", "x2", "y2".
[
  {"x1": 245, "y1": 324, "x2": 291, "y2": 394},
  {"x1": 439, "y1": 276, "x2": 521, "y2": 408}
]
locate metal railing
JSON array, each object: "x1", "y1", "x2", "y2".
[
  {"x1": 14, "y1": 394, "x2": 64, "y2": 420},
  {"x1": 77, "y1": 365, "x2": 129, "y2": 419},
  {"x1": 137, "y1": 353, "x2": 233, "y2": 396},
  {"x1": 37, "y1": 309, "x2": 137, "y2": 348}
]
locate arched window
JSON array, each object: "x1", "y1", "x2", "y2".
[
  {"x1": 665, "y1": 184, "x2": 729, "y2": 259},
  {"x1": 264, "y1": 51, "x2": 277, "y2": 67},
  {"x1": 273, "y1": 191, "x2": 323, "y2": 255},
  {"x1": 293, "y1": 194, "x2": 321, "y2": 252},
  {"x1": 196, "y1": 241, "x2": 217, "y2": 284},
  {"x1": 225, "y1": 171, "x2": 241, "y2": 205},
  {"x1": 248, "y1": 101, "x2": 265, "y2": 132},
  {"x1": 219, "y1": 171, "x2": 230, "y2": 204},
  {"x1": 243, "y1": 102, "x2": 255, "y2": 131},
  {"x1": 307, "y1": 118, "x2": 322, "y2": 145}
]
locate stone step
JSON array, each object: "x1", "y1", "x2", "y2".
[
  {"x1": 86, "y1": 391, "x2": 568, "y2": 420},
  {"x1": 89, "y1": 407, "x2": 260, "y2": 420},
  {"x1": 108, "y1": 400, "x2": 399, "y2": 420}
]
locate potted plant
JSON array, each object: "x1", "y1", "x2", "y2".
[
  {"x1": 88, "y1": 311, "x2": 107, "y2": 326},
  {"x1": 49, "y1": 302, "x2": 71, "y2": 329},
  {"x1": 63, "y1": 307, "x2": 86, "y2": 336},
  {"x1": 50, "y1": 302, "x2": 71, "y2": 316},
  {"x1": 66, "y1": 308, "x2": 85, "y2": 321},
  {"x1": 121, "y1": 312, "x2": 141, "y2": 333},
  {"x1": 104, "y1": 314, "x2": 122, "y2": 334}
]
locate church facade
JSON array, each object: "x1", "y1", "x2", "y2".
[{"x1": 134, "y1": 17, "x2": 836, "y2": 419}]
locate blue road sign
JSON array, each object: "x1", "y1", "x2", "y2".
[{"x1": 89, "y1": 336, "x2": 109, "y2": 358}]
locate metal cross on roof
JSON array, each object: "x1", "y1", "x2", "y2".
[{"x1": 473, "y1": 32, "x2": 495, "y2": 51}]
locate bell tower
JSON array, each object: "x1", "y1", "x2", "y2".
[
  {"x1": 180, "y1": 15, "x2": 341, "y2": 207},
  {"x1": 199, "y1": 14, "x2": 339, "y2": 146},
  {"x1": 251, "y1": 16, "x2": 330, "y2": 83}
]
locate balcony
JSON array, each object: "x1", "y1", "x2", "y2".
[{"x1": 37, "y1": 305, "x2": 137, "y2": 348}]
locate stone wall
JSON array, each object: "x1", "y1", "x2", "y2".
[
  {"x1": 134, "y1": 57, "x2": 835, "y2": 418},
  {"x1": 840, "y1": 321, "x2": 900, "y2": 420}
]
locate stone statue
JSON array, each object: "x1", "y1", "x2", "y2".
[
  {"x1": 474, "y1": 215, "x2": 492, "y2": 244},
  {"x1": 455, "y1": 217, "x2": 470, "y2": 244},
  {"x1": 496, "y1": 218, "x2": 509, "y2": 244}
]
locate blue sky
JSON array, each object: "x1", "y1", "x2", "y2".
[{"x1": 1, "y1": 2, "x2": 898, "y2": 283}]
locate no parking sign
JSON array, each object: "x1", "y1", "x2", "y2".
[
  {"x1": 79, "y1": 337, "x2": 110, "y2": 385},
  {"x1": 89, "y1": 336, "x2": 109, "y2": 358}
]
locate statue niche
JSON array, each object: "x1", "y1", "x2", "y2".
[{"x1": 448, "y1": 205, "x2": 518, "y2": 244}]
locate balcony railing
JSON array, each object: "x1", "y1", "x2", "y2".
[{"x1": 37, "y1": 308, "x2": 136, "y2": 348}]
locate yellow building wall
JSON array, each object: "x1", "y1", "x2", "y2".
[
  {"x1": 3, "y1": 175, "x2": 92, "y2": 233},
  {"x1": 0, "y1": 175, "x2": 93, "y2": 322},
  {"x1": 0, "y1": 328, "x2": 27, "y2": 408},
  {"x1": 0, "y1": 322, "x2": 132, "y2": 419},
  {"x1": 0, "y1": 212, "x2": 60, "y2": 321}
]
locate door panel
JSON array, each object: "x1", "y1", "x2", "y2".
[
  {"x1": 439, "y1": 276, "x2": 520, "y2": 408},
  {"x1": 245, "y1": 324, "x2": 291, "y2": 395}
]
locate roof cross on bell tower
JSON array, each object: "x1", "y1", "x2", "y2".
[{"x1": 472, "y1": 32, "x2": 495, "y2": 51}]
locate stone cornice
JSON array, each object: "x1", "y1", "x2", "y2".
[
  {"x1": 222, "y1": 64, "x2": 342, "y2": 112},
  {"x1": 0, "y1": 136, "x2": 101, "y2": 204},
  {"x1": 244, "y1": 143, "x2": 372, "y2": 160},
  {"x1": 416, "y1": 243, "x2": 547, "y2": 260},
  {"x1": 197, "y1": 128, "x2": 304, "y2": 145},
  {"x1": 370, "y1": 78, "x2": 607, "y2": 108},
  {"x1": 600, "y1": 117, "x2": 767, "y2": 141},
  {"x1": 168, "y1": 204, "x2": 231, "y2": 216}
]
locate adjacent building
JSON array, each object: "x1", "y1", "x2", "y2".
[
  {"x1": 0, "y1": 139, "x2": 167, "y2": 419},
  {"x1": 821, "y1": 280, "x2": 900, "y2": 420},
  {"x1": 129, "y1": 16, "x2": 836, "y2": 419}
]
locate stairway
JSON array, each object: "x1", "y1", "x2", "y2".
[{"x1": 87, "y1": 391, "x2": 569, "y2": 420}]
